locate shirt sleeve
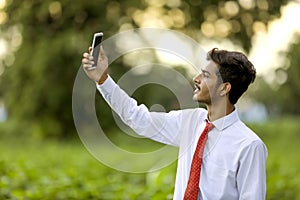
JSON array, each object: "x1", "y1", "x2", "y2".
[
  {"x1": 96, "y1": 76, "x2": 184, "y2": 146},
  {"x1": 237, "y1": 140, "x2": 268, "y2": 200}
]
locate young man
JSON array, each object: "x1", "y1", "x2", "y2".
[{"x1": 82, "y1": 46, "x2": 268, "y2": 200}]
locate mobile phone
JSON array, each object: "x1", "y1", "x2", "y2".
[{"x1": 91, "y1": 32, "x2": 103, "y2": 67}]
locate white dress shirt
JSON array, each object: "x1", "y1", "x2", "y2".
[{"x1": 97, "y1": 76, "x2": 268, "y2": 200}]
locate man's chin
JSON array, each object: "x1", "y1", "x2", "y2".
[
  {"x1": 193, "y1": 95, "x2": 201, "y2": 102},
  {"x1": 193, "y1": 95, "x2": 208, "y2": 105}
]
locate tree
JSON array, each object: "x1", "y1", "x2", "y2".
[
  {"x1": 246, "y1": 33, "x2": 300, "y2": 117},
  {"x1": 0, "y1": 0, "x2": 290, "y2": 138},
  {"x1": 273, "y1": 34, "x2": 300, "y2": 115}
]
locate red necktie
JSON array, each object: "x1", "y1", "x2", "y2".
[{"x1": 183, "y1": 120, "x2": 214, "y2": 200}]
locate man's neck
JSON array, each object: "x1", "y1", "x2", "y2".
[{"x1": 206, "y1": 102, "x2": 235, "y2": 122}]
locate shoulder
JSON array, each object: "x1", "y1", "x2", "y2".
[
  {"x1": 233, "y1": 120, "x2": 267, "y2": 153},
  {"x1": 180, "y1": 107, "x2": 207, "y2": 119},
  {"x1": 235, "y1": 120, "x2": 261, "y2": 141},
  {"x1": 181, "y1": 107, "x2": 207, "y2": 115},
  {"x1": 165, "y1": 108, "x2": 208, "y2": 130},
  {"x1": 166, "y1": 107, "x2": 207, "y2": 116}
]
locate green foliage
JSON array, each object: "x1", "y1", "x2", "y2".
[
  {"x1": 248, "y1": 117, "x2": 300, "y2": 200},
  {"x1": 0, "y1": 0, "x2": 291, "y2": 138},
  {"x1": 247, "y1": 76, "x2": 281, "y2": 116},
  {"x1": 1, "y1": 118, "x2": 300, "y2": 199},
  {"x1": 276, "y1": 35, "x2": 300, "y2": 115},
  {"x1": 1, "y1": 0, "x2": 121, "y2": 138},
  {"x1": 0, "y1": 137, "x2": 176, "y2": 200},
  {"x1": 248, "y1": 34, "x2": 300, "y2": 116}
]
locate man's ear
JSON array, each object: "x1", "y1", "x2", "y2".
[{"x1": 220, "y1": 82, "x2": 231, "y2": 96}]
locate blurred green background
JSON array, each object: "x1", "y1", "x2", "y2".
[{"x1": 0, "y1": 0, "x2": 300, "y2": 199}]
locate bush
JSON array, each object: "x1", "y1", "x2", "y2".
[{"x1": 1, "y1": 117, "x2": 300, "y2": 199}]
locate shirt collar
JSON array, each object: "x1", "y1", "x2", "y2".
[{"x1": 209, "y1": 108, "x2": 239, "y2": 131}]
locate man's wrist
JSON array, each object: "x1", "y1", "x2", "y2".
[{"x1": 97, "y1": 74, "x2": 108, "y2": 85}]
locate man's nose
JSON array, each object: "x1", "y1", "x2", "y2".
[{"x1": 193, "y1": 73, "x2": 202, "y2": 83}]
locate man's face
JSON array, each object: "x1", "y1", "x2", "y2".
[{"x1": 193, "y1": 61, "x2": 220, "y2": 104}]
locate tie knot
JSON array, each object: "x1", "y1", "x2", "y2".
[{"x1": 205, "y1": 119, "x2": 214, "y2": 132}]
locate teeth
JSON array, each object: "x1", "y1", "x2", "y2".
[{"x1": 194, "y1": 84, "x2": 200, "y2": 94}]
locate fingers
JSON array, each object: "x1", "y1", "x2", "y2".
[
  {"x1": 86, "y1": 66, "x2": 97, "y2": 71},
  {"x1": 82, "y1": 52, "x2": 95, "y2": 70},
  {"x1": 82, "y1": 46, "x2": 107, "y2": 72},
  {"x1": 83, "y1": 52, "x2": 91, "y2": 58}
]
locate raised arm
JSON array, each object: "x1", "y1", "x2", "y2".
[{"x1": 81, "y1": 46, "x2": 183, "y2": 146}]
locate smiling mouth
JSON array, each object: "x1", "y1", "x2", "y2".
[{"x1": 194, "y1": 84, "x2": 201, "y2": 93}]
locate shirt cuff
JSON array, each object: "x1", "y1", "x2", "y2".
[{"x1": 96, "y1": 75, "x2": 116, "y2": 94}]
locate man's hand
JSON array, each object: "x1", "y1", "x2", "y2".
[{"x1": 82, "y1": 45, "x2": 108, "y2": 84}]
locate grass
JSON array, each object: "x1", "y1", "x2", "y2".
[
  {"x1": 0, "y1": 137, "x2": 175, "y2": 200},
  {"x1": 248, "y1": 117, "x2": 300, "y2": 200},
  {"x1": 1, "y1": 116, "x2": 300, "y2": 199}
]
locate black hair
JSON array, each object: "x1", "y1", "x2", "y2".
[{"x1": 207, "y1": 48, "x2": 256, "y2": 104}]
